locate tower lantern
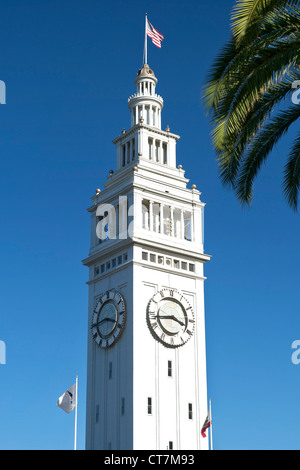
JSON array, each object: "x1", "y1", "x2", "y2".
[
  {"x1": 114, "y1": 65, "x2": 179, "y2": 170},
  {"x1": 128, "y1": 64, "x2": 163, "y2": 129}
]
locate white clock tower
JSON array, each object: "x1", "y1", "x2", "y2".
[{"x1": 83, "y1": 63, "x2": 211, "y2": 451}]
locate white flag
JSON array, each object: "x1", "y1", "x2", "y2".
[{"x1": 57, "y1": 383, "x2": 77, "y2": 414}]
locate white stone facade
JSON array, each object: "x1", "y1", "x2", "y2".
[{"x1": 84, "y1": 64, "x2": 210, "y2": 450}]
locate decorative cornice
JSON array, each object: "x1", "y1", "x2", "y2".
[
  {"x1": 128, "y1": 92, "x2": 164, "y2": 107},
  {"x1": 112, "y1": 123, "x2": 180, "y2": 145}
]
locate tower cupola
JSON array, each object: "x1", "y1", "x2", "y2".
[
  {"x1": 113, "y1": 64, "x2": 179, "y2": 170},
  {"x1": 128, "y1": 64, "x2": 164, "y2": 129}
]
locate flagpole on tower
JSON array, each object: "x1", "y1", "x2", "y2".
[
  {"x1": 144, "y1": 13, "x2": 148, "y2": 65},
  {"x1": 74, "y1": 376, "x2": 78, "y2": 450}
]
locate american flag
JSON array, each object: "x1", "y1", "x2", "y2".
[{"x1": 146, "y1": 18, "x2": 164, "y2": 48}]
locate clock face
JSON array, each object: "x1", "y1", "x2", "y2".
[
  {"x1": 146, "y1": 288, "x2": 195, "y2": 348},
  {"x1": 91, "y1": 291, "x2": 126, "y2": 349}
]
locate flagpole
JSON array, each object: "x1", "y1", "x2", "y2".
[
  {"x1": 144, "y1": 13, "x2": 148, "y2": 65},
  {"x1": 209, "y1": 399, "x2": 213, "y2": 451},
  {"x1": 74, "y1": 376, "x2": 78, "y2": 450}
]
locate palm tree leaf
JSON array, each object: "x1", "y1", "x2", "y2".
[
  {"x1": 218, "y1": 76, "x2": 298, "y2": 187},
  {"x1": 231, "y1": 0, "x2": 300, "y2": 45},
  {"x1": 204, "y1": 16, "x2": 300, "y2": 148},
  {"x1": 203, "y1": 0, "x2": 300, "y2": 208},
  {"x1": 235, "y1": 106, "x2": 300, "y2": 204},
  {"x1": 283, "y1": 131, "x2": 300, "y2": 210},
  {"x1": 221, "y1": 36, "x2": 300, "y2": 141},
  {"x1": 208, "y1": 35, "x2": 300, "y2": 173},
  {"x1": 202, "y1": 38, "x2": 237, "y2": 112}
]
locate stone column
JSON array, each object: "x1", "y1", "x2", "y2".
[
  {"x1": 160, "y1": 203, "x2": 164, "y2": 234},
  {"x1": 181, "y1": 209, "x2": 184, "y2": 239},
  {"x1": 149, "y1": 200, "x2": 153, "y2": 231},
  {"x1": 170, "y1": 207, "x2": 174, "y2": 236}
]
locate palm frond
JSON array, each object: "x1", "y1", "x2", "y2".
[
  {"x1": 231, "y1": 0, "x2": 300, "y2": 45},
  {"x1": 204, "y1": 16, "x2": 300, "y2": 150},
  {"x1": 219, "y1": 36, "x2": 300, "y2": 143},
  {"x1": 235, "y1": 106, "x2": 300, "y2": 204},
  {"x1": 283, "y1": 131, "x2": 300, "y2": 210},
  {"x1": 203, "y1": 0, "x2": 300, "y2": 208},
  {"x1": 202, "y1": 38, "x2": 237, "y2": 112},
  {"x1": 218, "y1": 77, "x2": 298, "y2": 187}
]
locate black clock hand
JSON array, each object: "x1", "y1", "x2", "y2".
[
  {"x1": 155, "y1": 315, "x2": 173, "y2": 320},
  {"x1": 98, "y1": 317, "x2": 115, "y2": 325},
  {"x1": 170, "y1": 316, "x2": 185, "y2": 327},
  {"x1": 156, "y1": 315, "x2": 185, "y2": 327}
]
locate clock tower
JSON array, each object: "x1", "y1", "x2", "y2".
[{"x1": 83, "y1": 63, "x2": 211, "y2": 450}]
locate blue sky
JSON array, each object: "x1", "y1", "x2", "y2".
[{"x1": 0, "y1": 0, "x2": 299, "y2": 450}]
